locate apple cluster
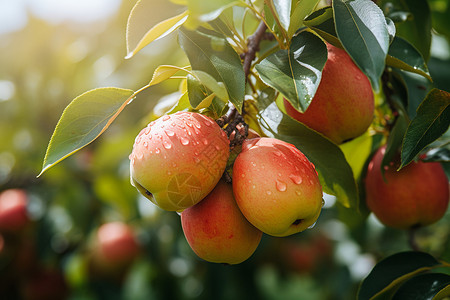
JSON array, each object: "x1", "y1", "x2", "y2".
[{"x1": 129, "y1": 111, "x2": 324, "y2": 264}]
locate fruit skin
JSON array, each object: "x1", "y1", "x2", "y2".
[
  {"x1": 232, "y1": 137, "x2": 323, "y2": 237},
  {"x1": 284, "y1": 43, "x2": 374, "y2": 144},
  {"x1": 130, "y1": 111, "x2": 230, "y2": 211},
  {"x1": 365, "y1": 146, "x2": 449, "y2": 229},
  {"x1": 92, "y1": 222, "x2": 140, "y2": 270},
  {"x1": 0, "y1": 189, "x2": 30, "y2": 233},
  {"x1": 181, "y1": 180, "x2": 262, "y2": 264}
]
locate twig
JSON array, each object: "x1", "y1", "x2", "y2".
[{"x1": 243, "y1": 21, "x2": 267, "y2": 78}]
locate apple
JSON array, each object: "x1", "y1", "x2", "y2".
[
  {"x1": 365, "y1": 145, "x2": 450, "y2": 229},
  {"x1": 232, "y1": 137, "x2": 323, "y2": 237},
  {"x1": 92, "y1": 222, "x2": 140, "y2": 269},
  {"x1": 181, "y1": 180, "x2": 262, "y2": 264},
  {"x1": 284, "y1": 43, "x2": 374, "y2": 144},
  {"x1": 130, "y1": 111, "x2": 230, "y2": 211},
  {"x1": 0, "y1": 189, "x2": 30, "y2": 233}
]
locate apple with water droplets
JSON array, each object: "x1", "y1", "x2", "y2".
[
  {"x1": 181, "y1": 180, "x2": 262, "y2": 264},
  {"x1": 365, "y1": 145, "x2": 449, "y2": 229},
  {"x1": 284, "y1": 43, "x2": 374, "y2": 144},
  {"x1": 232, "y1": 137, "x2": 323, "y2": 237},
  {"x1": 129, "y1": 112, "x2": 230, "y2": 211}
]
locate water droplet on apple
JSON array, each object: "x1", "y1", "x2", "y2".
[
  {"x1": 215, "y1": 144, "x2": 221, "y2": 150},
  {"x1": 195, "y1": 122, "x2": 201, "y2": 129},
  {"x1": 180, "y1": 137, "x2": 190, "y2": 145},
  {"x1": 194, "y1": 157, "x2": 200, "y2": 163},
  {"x1": 143, "y1": 141, "x2": 148, "y2": 148},
  {"x1": 204, "y1": 120, "x2": 212, "y2": 126},
  {"x1": 203, "y1": 139, "x2": 209, "y2": 145},
  {"x1": 163, "y1": 140, "x2": 172, "y2": 149},
  {"x1": 289, "y1": 174, "x2": 303, "y2": 184},
  {"x1": 266, "y1": 190, "x2": 272, "y2": 195},
  {"x1": 162, "y1": 115, "x2": 170, "y2": 121},
  {"x1": 307, "y1": 221, "x2": 317, "y2": 229},
  {"x1": 276, "y1": 180, "x2": 287, "y2": 192},
  {"x1": 144, "y1": 127, "x2": 151, "y2": 135},
  {"x1": 166, "y1": 130, "x2": 175, "y2": 137},
  {"x1": 167, "y1": 171, "x2": 172, "y2": 175},
  {"x1": 155, "y1": 148, "x2": 160, "y2": 154}
]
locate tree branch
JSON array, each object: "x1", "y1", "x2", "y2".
[{"x1": 243, "y1": 21, "x2": 267, "y2": 78}]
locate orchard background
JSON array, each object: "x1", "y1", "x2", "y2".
[{"x1": 0, "y1": 0, "x2": 450, "y2": 299}]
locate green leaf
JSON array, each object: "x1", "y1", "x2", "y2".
[
  {"x1": 304, "y1": 6, "x2": 341, "y2": 47},
  {"x1": 272, "y1": 0, "x2": 291, "y2": 32},
  {"x1": 340, "y1": 132, "x2": 372, "y2": 179},
  {"x1": 400, "y1": 89, "x2": 450, "y2": 168},
  {"x1": 394, "y1": 0, "x2": 432, "y2": 61},
  {"x1": 386, "y1": 37, "x2": 432, "y2": 81},
  {"x1": 258, "y1": 101, "x2": 358, "y2": 209},
  {"x1": 167, "y1": 92, "x2": 191, "y2": 114},
  {"x1": 333, "y1": 0, "x2": 390, "y2": 91},
  {"x1": 186, "y1": 74, "x2": 209, "y2": 109},
  {"x1": 126, "y1": 9, "x2": 188, "y2": 59},
  {"x1": 381, "y1": 110, "x2": 408, "y2": 173},
  {"x1": 185, "y1": 0, "x2": 242, "y2": 27},
  {"x1": 255, "y1": 31, "x2": 327, "y2": 112},
  {"x1": 148, "y1": 65, "x2": 189, "y2": 86},
  {"x1": 192, "y1": 70, "x2": 228, "y2": 101},
  {"x1": 393, "y1": 273, "x2": 450, "y2": 300},
  {"x1": 288, "y1": 0, "x2": 320, "y2": 37},
  {"x1": 178, "y1": 27, "x2": 245, "y2": 111},
  {"x1": 357, "y1": 251, "x2": 441, "y2": 300},
  {"x1": 39, "y1": 88, "x2": 135, "y2": 177}
]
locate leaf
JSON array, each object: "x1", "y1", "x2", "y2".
[
  {"x1": 393, "y1": 0, "x2": 432, "y2": 61},
  {"x1": 288, "y1": 0, "x2": 320, "y2": 37},
  {"x1": 271, "y1": 0, "x2": 291, "y2": 32},
  {"x1": 392, "y1": 273, "x2": 450, "y2": 300},
  {"x1": 192, "y1": 70, "x2": 228, "y2": 101},
  {"x1": 126, "y1": 1, "x2": 188, "y2": 58},
  {"x1": 39, "y1": 88, "x2": 135, "y2": 177},
  {"x1": 258, "y1": 101, "x2": 358, "y2": 209},
  {"x1": 304, "y1": 6, "x2": 341, "y2": 47},
  {"x1": 357, "y1": 251, "x2": 441, "y2": 300},
  {"x1": 185, "y1": 0, "x2": 242, "y2": 27},
  {"x1": 167, "y1": 92, "x2": 191, "y2": 114},
  {"x1": 255, "y1": 31, "x2": 327, "y2": 112},
  {"x1": 381, "y1": 110, "x2": 408, "y2": 173},
  {"x1": 186, "y1": 74, "x2": 209, "y2": 109},
  {"x1": 333, "y1": 0, "x2": 390, "y2": 91},
  {"x1": 340, "y1": 132, "x2": 372, "y2": 179},
  {"x1": 386, "y1": 37, "x2": 431, "y2": 81},
  {"x1": 178, "y1": 27, "x2": 245, "y2": 111},
  {"x1": 148, "y1": 65, "x2": 189, "y2": 86},
  {"x1": 400, "y1": 89, "x2": 450, "y2": 168}
]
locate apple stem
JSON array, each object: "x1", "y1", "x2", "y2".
[
  {"x1": 243, "y1": 21, "x2": 267, "y2": 78},
  {"x1": 407, "y1": 227, "x2": 420, "y2": 252}
]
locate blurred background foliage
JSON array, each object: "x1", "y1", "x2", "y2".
[{"x1": 0, "y1": 0, "x2": 449, "y2": 299}]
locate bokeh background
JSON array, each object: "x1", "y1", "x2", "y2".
[{"x1": 0, "y1": 0, "x2": 449, "y2": 299}]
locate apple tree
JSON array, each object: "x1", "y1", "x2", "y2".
[{"x1": 6, "y1": 0, "x2": 448, "y2": 298}]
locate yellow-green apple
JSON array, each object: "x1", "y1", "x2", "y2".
[
  {"x1": 181, "y1": 180, "x2": 262, "y2": 264},
  {"x1": 0, "y1": 189, "x2": 30, "y2": 233},
  {"x1": 365, "y1": 145, "x2": 449, "y2": 229},
  {"x1": 232, "y1": 137, "x2": 323, "y2": 237},
  {"x1": 92, "y1": 222, "x2": 140, "y2": 271},
  {"x1": 284, "y1": 43, "x2": 374, "y2": 144},
  {"x1": 130, "y1": 111, "x2": 230, "y2": 211}
]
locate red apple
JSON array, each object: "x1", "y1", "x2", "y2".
[
  {"x1": 365, "y1": 146, "x2": 450, "y2": 229},
  {"x1": 284, "y1": 43, "x2": 374, "y2": 144},
  {"x1": 0, "y1": 189, "x2": 30, "y2": 233},
  {"x1": 130, "y1": 112, "x2": 230, "y2": 211},
  {"x1": 181, "y1": 180, "x2": 262, "y2": 264},
  {"x1": 232, "y1": 138, "x2": 323, "y2": 237}
]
